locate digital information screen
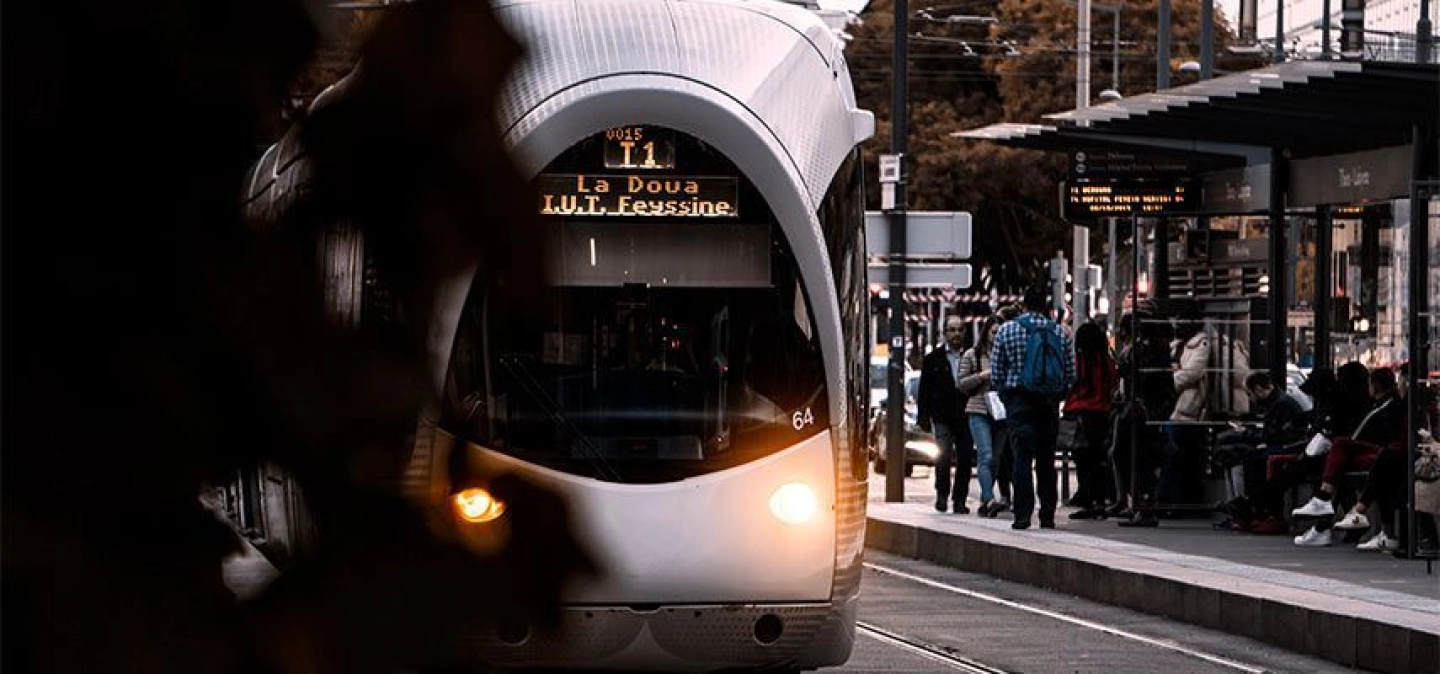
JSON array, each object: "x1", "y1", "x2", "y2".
[
  {"x1": 538, "y1": 174, "x2": 739, "y2": 218},
  {"x1": 1065, "y1": 179, "x2": 1194, "y2": 220},
  {"x1": 602, "y1": 126, "x2": 676, "y2": 170}
]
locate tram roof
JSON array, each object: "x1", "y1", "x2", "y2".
[{"x1": 954, "y1": 60, "x2": 1440, "y2": 161}]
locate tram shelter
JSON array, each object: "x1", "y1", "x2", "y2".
[{"x1": 957, "y1": 59, "x2": 1439, "y2": 558}]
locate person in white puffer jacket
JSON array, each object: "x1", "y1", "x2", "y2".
[{"x1": 1170, "y1": 324, "x2": 1210, "y2": 423}]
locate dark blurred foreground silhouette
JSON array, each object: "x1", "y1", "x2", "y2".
[{"x1": 2, "y1": 1, "x2": 595, "y2": 672}]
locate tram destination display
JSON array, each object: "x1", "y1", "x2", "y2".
[
  {"x1": 602, "y1": 126, "x2": 676, "y2": 170},
  {"x1": 538, "y1": 174, "x2": 739, "y2": 218}
]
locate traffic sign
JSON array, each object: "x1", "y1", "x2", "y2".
[
  {"x1": 865, "y1": 211, "x2": 972, "y2": 260},
  {"x1": 867, "y1": 263, "x2": 972, "y2": 288}
]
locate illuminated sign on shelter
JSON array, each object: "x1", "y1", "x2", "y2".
[
  {"x1": 538, "y1": 174, "x2": 739, "y2": 218},
  {"x1": 1065, "y1": 179, "x2": 1194, "y2": 219}
]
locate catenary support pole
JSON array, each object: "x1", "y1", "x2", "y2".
[
  {"x1": 1274, "y1": 0, "x2": 1286, "y2": 63},
  {"x1": 1201, "y1": 0, "x2": 1214, "y2": 77},
  {"x1": 1321, "y1": 0, "x2": 1333, "y2": 58},
  {"x1": 885, "y1": 0, "x2": 910, "y2": 503},
  {"x1": 1078, "y1": 0, "x2": 1091, "y2": 108},
  {"x1": 1157, "y1": 0, "x2": 1171, "y2": 88},
  {"x1": 1420, "y1": 0, "x2": 1433, "y2": 64}
]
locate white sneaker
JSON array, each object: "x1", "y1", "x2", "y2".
[
  {"x1": 1294, "y1": 526, "x2": 1333, "y2": 547},
  {"x1": 1333, "y1": 510, "x2": 1370, "y2": 531},
  {"x1": 1356, "y1": 532, "x2": 1400, "y2": 552},
  {"x1": 1291, "y1": 496, "x2": 1335, "y2": 518}
]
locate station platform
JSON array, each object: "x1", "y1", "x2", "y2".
[{"x1": 865, "y1": 479, "x2": 1440, "y2": 674}]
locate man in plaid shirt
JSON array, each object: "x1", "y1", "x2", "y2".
[{"x1": 990, "y1": 287, "x2": 1075, "y2": 530}]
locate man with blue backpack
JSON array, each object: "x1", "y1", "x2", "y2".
[{"x1": 990, "y1": 287, "x2": 1076, "y2": 530}]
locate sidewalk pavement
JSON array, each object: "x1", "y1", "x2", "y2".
[{"x1": 866, "y1": 479, "x2": 1440, "y2": 674}]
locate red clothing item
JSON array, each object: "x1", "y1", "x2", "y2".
[
  {"x1": 1064, "y1": 352, "x2": 1117, "y2": 414},
  {"x1": 1321, "y1": 436, "x2": 1383, "y2": 485}
]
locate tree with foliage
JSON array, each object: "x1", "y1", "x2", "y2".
[{"x1": 847, "y1": 0, "x2": 1240, "y2": 290}]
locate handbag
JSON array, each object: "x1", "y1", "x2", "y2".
[
  {"x1": 1057, "y1": 417, "x2": 1084, "y2": 456},
  {"x1": 1303, "y1": 432, "x2": 1332, "y2": 458},
  {"x1": 985, "y1": 391, "x2": 1006, "y2": 421},
  {"x1": 1416, "y1": 444, "x2": 1440, "y2": 482}
]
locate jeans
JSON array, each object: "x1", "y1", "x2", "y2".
[
  {"x1": 933, "y1": 420, "x2": 973, "y2": 506},
  {"x1": 1003, "y1": 391, "x2": 1059, "y2": 523},
  {"x1": 968, "y1": 413, "x2": 996, "y2": 503}
]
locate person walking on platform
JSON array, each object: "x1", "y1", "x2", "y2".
[
  {"x1": 918, "y1": 316, "x2": 974, "y2": 513},
  {"x1": 991, "y1": 288, "x2": 1075, "y2": 530},
  {"x1": 1065, "y1": 321, "x2": 1118, "y2": 520},
  {"x1": 958, "y1": 316, "x2": 1002, "y2": 516}
]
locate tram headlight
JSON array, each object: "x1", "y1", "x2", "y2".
[
  {"x1": 769, "y1": 482, "x2": 818, "y2": 525},
  {"x1": 452, "y1": 487, "x2": 507, "y2": 524},
  {"x1": 906, "y1": 439, "x2": 940, "y2": 460}
]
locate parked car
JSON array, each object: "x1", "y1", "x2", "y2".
[
  {"x1": 867, "y1": 373, "x2": 939, "y2": 476},
  {"x1": 868, "y1": 355, "x2": 917, "y2": 417}
]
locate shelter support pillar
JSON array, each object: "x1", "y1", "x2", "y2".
[
  {"x1": 1315, "y1": 205, "x2": 1333, "y2": 371},
  {"x1": 1153, "y1": 219, "x2": 1170, "y2": 298},
  {"x1": 1406, "y1": 124, "x2": 1438, "y2": 561},
  {"x1": 1268, "y1": 151, "x2": 1289, "y2": 386}
]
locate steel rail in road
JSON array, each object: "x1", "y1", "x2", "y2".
[
  {"x1": 864, "y1": 562, "x2": 1270, "y2": 674},
  {"x1": 856, "y1": 620, "x2": 1012, "y2": 673}
]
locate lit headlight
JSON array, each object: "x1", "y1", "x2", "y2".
[
  {"x1": 769, "y1": 482, "x2": 818, "y2": 524},
  {"x1": 452, "y1": 487, "x2": 506, "y2": 523},
  {"x1": 906, "y1": 440, "x2": 941, "y2": 459}
]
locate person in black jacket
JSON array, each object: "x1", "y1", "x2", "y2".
[
  {"x1": 1214, "y1": 372, "x2": 1308, "y2": 531},
  {"x1": 918, "y1": 316, "x2": 974, "y2": 513},
  {"x1": 1293, "y1": 367, "x2": 1406, "y2": 546}
]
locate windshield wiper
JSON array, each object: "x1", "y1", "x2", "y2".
[{"x1": 498, "y1": 355, "x2": 621, "y2": 482}]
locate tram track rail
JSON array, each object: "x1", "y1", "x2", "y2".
[
  {"x1": 863, "y1": 561, "x2": 1270, "y2": 674},
  {"x1": 855, "y1": 620, "x2": 1011, "y2": 673}
]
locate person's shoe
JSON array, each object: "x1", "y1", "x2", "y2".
[
  {"x1": 1293, "y1": 526, "x2": 1333, "y2": 547},
  {"x1": 978, "y1": 500, "x2": 993, "y2": 516},
  {"x1": 1039, "y1": 517, "x2": 1055, "y2": 529},
  {"x1": 953, "y1": 505, "x2": 971, "y2": 515},
  {"x1": 1249, "y1": 516, "x2": 1287, "y2": 535},
  {"x1": 1011, "y1": 519, "x2": 1031, "y2": 530},
  {"x1": 1069, "y1": 507, "x2": 1105, "y2": 520},
  {"x1": 1333, "y1": 509, "x2": 1370, "y2": 531},
  {"x1": 934, "y1": 497, "x2": 948, "y2": 513},
  {"x1": 1104, "y1": 501, "x2": 1132, "y2": 519},
  {"x1": 1357, "y1": 531, "x2": 1399, "y2": 552},
  {"x1": 985, "y1": 500, "x2": 1010, "y2": 519},
  {"x1": 1117, "y1": 512, "x2": 1158, "y2": 528},
  {"x1": 1291, "y1": 496, "x2": 1334, "y2": 518}
]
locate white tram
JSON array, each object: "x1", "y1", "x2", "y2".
[
  {"x1": 244, "y1": 0, "x2": 874, "y2": 669},
  {"x1": 418, "y1": 0, "x2": 875, "y2": 670}
]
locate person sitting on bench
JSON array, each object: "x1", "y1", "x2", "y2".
[
  {"x1": 1213, "y1": 371, "x2": 1308, "y2": 533},
  {"x1": 1292, "y1": 367, "x2": 1405, "y2": 547}
]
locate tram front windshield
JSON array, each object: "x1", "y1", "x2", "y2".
[{"x1": 443, "y1": 222, "x2": 829, "y2": 484}]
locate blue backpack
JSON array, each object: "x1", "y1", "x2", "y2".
[{"x1": 1017, "y1": 315, "x2": 1069, "y2": 399}]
